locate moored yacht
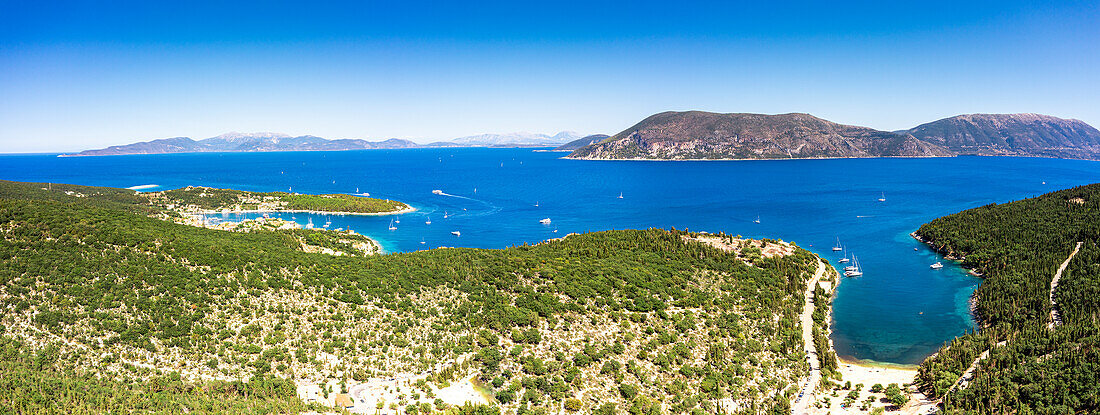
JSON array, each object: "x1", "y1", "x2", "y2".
[
  {"x1": 930, "y1": 262, "x2": 944, "y2": 269},
  {"x1": 832, "y1": 237, "x2": 843, "y2": 251},
  {"x1": 540, "y1": 218, "x2": 551, "y2": 224},
  {"x1": 844, "y1": 256, "x2": 863, "y2": 277}
]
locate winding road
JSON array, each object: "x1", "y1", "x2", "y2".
[
  {"x1": 1048, "y1": 241, "x2": 1082, "y2": 329},
  {"x1": 792, "y1": 259, "x2": 828, "y2": 414}
]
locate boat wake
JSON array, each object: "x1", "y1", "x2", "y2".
[
  {"x1": 432, "y1": 190, "x2": 501, "y2": 218},
  {"x1": 127, "y1": 184, "x2": 159, "y2": 190}
]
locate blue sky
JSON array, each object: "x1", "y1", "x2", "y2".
[{"x1": 1, "y1": 0, "x2": 1097, "y2": 152}]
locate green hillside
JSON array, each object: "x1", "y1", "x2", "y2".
[
  {"x1": 913, "y1": 183, "x2": 1100, "y2": 413},
  {"x1": 0, "y1": 180, "x2": 822, "y2": 414}
]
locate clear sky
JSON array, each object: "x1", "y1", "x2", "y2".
[{"x1": 1, "y1": 0, "x2": 1097, "y2": 152}]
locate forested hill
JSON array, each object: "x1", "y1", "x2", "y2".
[
  {"x1": 913, "y1": 183, "x2": 1100, "y2": 412},
  {"x1": 0, "y1": 179, "x2": 821, "y2": 414},
  {"x1": 566, "y1": 111, "x2": 1100, "y2": 160}
]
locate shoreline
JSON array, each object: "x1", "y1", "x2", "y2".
[
  {"x1": 837, "y1": 355, "x2": 919, "y2": 371},
  {"x1": 195, "y1": 205, "x2": 417, "y2": 217},
  {"x1": 562, "y1": 155, "x2": 951, "y2": 162},
  {"x1": 561, "y1": 153, "x2": 1100, "y2": 162}
]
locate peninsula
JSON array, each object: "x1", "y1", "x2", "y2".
[
  {"x1": 153, "y1": 186, "x2": 414, "y2": 215},
  {"x1": 0, "y1": 179, "x2": 828, "y2": 413}
]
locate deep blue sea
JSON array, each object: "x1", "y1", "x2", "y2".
[{"x1": 3, "y1": 148, "x2": 1098, "y2": 365}]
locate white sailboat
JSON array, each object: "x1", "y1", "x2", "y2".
[
  {"x1": 395, "y1": 216, "x2": 400, "y2": 224},
  {"x1": 838, "y1": 248, "x2": 850, "y2": 263},
  {"x1": 535, "y1": 201, "x2": 540, "y2": 207},
  {"x1": 305, "y1": 217, "x2": 313, "y2": 229},
  {"x1": 753, "y1": 215, "x2": 760, "y2": 224},
  {"x1": 878, "y1": 192, "x2": 886, "y2": 202},
  {"x1": 844, "y1": 256, "x2": 863, "y2": 277},
  {"x1": 388, "y1": 219, "x2": 397, "y2": 231},
  {"x1": 425, "y1": 215, "x2": 432, "y2": 225},
  {"x1": 832, "y1": 237, "x2": 843, "y2": 251},
  {"x1": 617, "y1": 192, "x2": 624, "y2": 199}
]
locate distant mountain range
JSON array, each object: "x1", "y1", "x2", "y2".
[
  {"x1": 64, "y1": 131, "x2": 584, "y2": 156},
  {"x1": 566, "y1": 112, "x2": 1100, "y2": 160},
  {"x1": 450, "y1": 131, "x2": 582, "y2": 147}
]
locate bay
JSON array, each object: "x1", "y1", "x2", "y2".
[{"x1": 3, "y1": 148, "x2": 1098, "y2": 364}]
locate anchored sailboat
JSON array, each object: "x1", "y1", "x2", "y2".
[
  {"x1": 832, "y1": 237, "x2": 843, "y2": 251},
  {"x1": 844, "y1": 256, "x2": 863, "y2": 277}
]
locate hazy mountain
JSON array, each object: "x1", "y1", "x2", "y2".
[
  {"x1": 554, "y1": 134, "x2": 609, "y2": 151},
  {"x1": 567, "y1": 111, "x2": 950, "y2": 160},
  {"x1": 443, "y1": 131, "x2": 582, "y2": 147},
  {"x1": 567, "y1": 111, "x2": 1100, "y2": 160},
  {"x1": 906, "y1": 113, "x2": 1100, "y2": 159},
  {"x1": 70, "y1": 130, "x2": 585, "y2": 156},
  {"x1": 66, "y1": 132, "x2": 420, "y2": 156}
]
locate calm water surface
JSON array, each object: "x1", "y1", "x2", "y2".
[{"x1": 3, "y1": 149, "x2": 1098, "y2": 364}]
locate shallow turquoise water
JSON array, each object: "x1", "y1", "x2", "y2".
[{"x1": 3, "y1": 149, "x2": 1098, "y2": 364}]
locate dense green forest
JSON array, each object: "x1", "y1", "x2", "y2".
[
  {"x1": 157, "y1": 186, "x2": 409, "y2": 213},
  {"x1": 913, "y1": 183, "x2": 1100, "y2": 413},
  {"x1": 0, "y1": 180, "x2": 821, "y2": 414}
]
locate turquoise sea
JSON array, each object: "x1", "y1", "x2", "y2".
[{"x1": 3, "y1": 148, "x2": 1098, "y2": 365}]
